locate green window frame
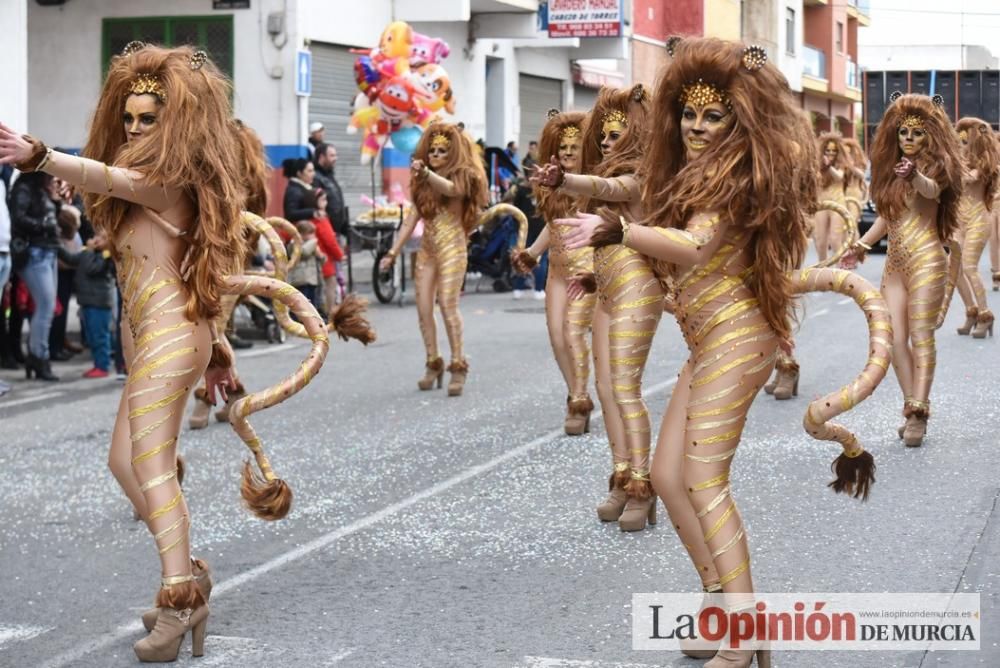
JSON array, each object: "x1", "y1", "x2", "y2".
[{"x1": 101, "y1": 15, "x2": 234, "y2": 81}]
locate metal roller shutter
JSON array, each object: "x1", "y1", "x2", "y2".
[
  {"x1": 572, "y1": 85, "x2": 598, "y2": 112},
  {"x1": 519, "y1": 74, "x2": 563, "y2": 149},
  {"x1": 311, "y1": 43, "x2": 381, "y2": 215}
]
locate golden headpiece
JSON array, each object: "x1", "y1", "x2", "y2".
[
  {"x1": 680, "y1": 79, "x2": 731, "y2": 110},
  {"x1": 128, "y1": 73, "x2": 167, "y2": 102},
  {"x1": 430, "y1": 133, "x2": 451, "y2": 151},
  {"x1": 958, "y1": 129, "x2": 969, "y2": 142},
  {"x1": 899, "y1": 115, "x2": 925, "y2": 131},
  {"x1": 560, "y1": 125, "x2": 582, "y2": 142},
  {"x1": 601, "y1": 109, "x2": 628, "y2": 133}
]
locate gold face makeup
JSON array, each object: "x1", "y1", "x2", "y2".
[
  {"x1": 680, "y1": 101, "x2": 731, "y2": 160},
  {"x1": 123, "y1": 93, "x2": 161, "y2": 143},
  {"x1": 428, "y1": 133, "x2": 450, "y2": 168},
  {"x1": 600, "y1": 109, "x2": 627, "y2": 156},
  {"x1": 897, "y1": 116, "x2": 927, "y2": 157},
  {"x1": 558, "y1": 125, "x2": 582, "y2": 171},
  {"x1": 824, "y1": 141, "x2": 839, "y2": 161}
]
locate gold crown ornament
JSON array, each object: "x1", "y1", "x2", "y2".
[
  {"x1": 601, "y1": 109, "x2": 628, "y2": 133},
  {"x1": 430, "y1": 133, "x2": 451, "y2": 150},
  {"x1": 128, "y1": 73, "x2": 167, "y2": 102},
  {"x1": 680, "y1": 79, "x2": 731, "y2": 109},
  {"x1": 959, "y1": 130, "x2": 969, "y2": 142},
  {"x1": 560, "y1": 125, "x2": 582, "y2": 142},
  {"x1": 900, "y1": 115, "x2": 925, "y2": 131}
]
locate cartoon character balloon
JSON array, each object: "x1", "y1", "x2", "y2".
[{"x1": 348, "y1": 21, "x2": 457, "y2": 163}]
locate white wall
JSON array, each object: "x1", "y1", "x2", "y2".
[
  {"x1": 27, "y1": 0, "x2": 299, "y2": 148},
  {"x1": 0, "y1": 0, "x2": 28, "y2": 133},
  {"x1": 296, "y1": 0, "x2": 392, "y2": 48},
  {"x1": 777, "y1": 1, "x2": 803, "y2": 93}
]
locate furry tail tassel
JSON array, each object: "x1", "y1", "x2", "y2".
[
  {"x1": 329, "y1": 293, "x2": 376, "y2": 344},
  {"x1": 828, "y1": 449, "x2": 876, "y2": 501}
]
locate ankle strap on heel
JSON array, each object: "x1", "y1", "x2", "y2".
[{"x1": 161, "y1": 574, "x2": 195, "y2": 588}]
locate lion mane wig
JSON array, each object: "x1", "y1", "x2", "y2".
[
  {"x1": 869, "y1": 93, "x2": 963, "y2": 241},
  {"x1": 641, "y1": 36, "x2": 814, "y2": 340},
  {"x1": 533, "y1": 110, "x2": 587, "y2": 223},
  {"x1": 81, "y1": 44, "x2": 244, "y2": 323},
  {"x1": 411, "y1": 122, "x2": 488, "y2": 234},
  {"x1": 817, "y1": 132, "x2": 847, "y2": 190},
  {"x1": 956, "y1": 116, "x2": 999, "y2": 211}
]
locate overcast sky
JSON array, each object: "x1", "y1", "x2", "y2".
[{"x1": 859, "y1": 0, "x2": 1000, "y2": 56}]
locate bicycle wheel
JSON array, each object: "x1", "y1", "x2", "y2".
[{"x1": 373, "y1": 251, "x2": 397, "y2": 304}]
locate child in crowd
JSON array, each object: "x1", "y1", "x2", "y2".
[
  {"x1": 308, "y1": 189, "x2": 345, "y2": 310},
  {"x1": 57, "y1": 233, "x2": 115, "y2": 378},
  {"x1": 287, "y1": 219, "x2": 326, "y2": 312}
]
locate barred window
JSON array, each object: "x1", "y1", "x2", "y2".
[{"x1": 102, "y1": 16, "x2": 234, "y2": 80}]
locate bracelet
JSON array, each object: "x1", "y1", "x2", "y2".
[
  {"x1": 386, "y1": 249, "x2": 397, "y2": 260},
  {"x1": 619, "y1": 216, "x2": 631, "y2": 245},
  {"x1": 856, "y1": 240, "x2": 872, "y2": 251},
  {"x1": 14, "y1": 135, "x2": 50, "y2": 173},
  {"x1": 421, "y1": 166, "x2": 430, "y2": 178},
  {"x1": 35, "y1": 147, "x2": 54, "y2": 173}
]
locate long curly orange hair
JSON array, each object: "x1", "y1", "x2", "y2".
[
  {"x1": 233, "y1": 119, "x2": 269, "y2": 217},
  {"x1": 82, "y1": 44, "x2": 243, "y2": 323},
  {"x1": 869, "y1": 94, "x2": 962, "y2": 241},
  {"x1": 641, "y1": 37, "x2": 813, "y2": 340},
  {"x1": 411, "y1": 122, "x2": 488, "y2": 234},
  {"x1": 956, "y1": 116, "x2": 999, "y2": 211},
  {"x1": 578, "y1": 84, "x2": 651, "y2": 213},
  {"x1": 817, "y1": 132, "x2": 847, "y2": 189},
  {"x1": 533, "y1": 110, "x2": 586, "y2": 223}
]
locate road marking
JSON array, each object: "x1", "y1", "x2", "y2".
[
  {"x1": 0, "y1": 624, "x2": 52, "y2": 648},
  {"x1": 837, "y1": 297, "x2": 854, "y2": 305},
  {"x1": 238, "y1": 342, "x2": 298, "y2": 359},
  {"x1": 518, "y1": 657, "x2": 662, "y2": 668},
  {"x1": 808, "y1": 308, "x2": 830, "y2": 319},
  {"x1": 0, "y1": 391, "x2": 64, "y2": 409},
  {"x1": 40, "y1": 377, "x2": 677, "y2": 668},
  {"x1": 326, "y1": 648, "x2": 356, "y2": 664}
]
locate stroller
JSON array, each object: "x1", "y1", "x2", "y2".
[{"x1": 466, "y1": 213, "x2": 521, "y2": 293}]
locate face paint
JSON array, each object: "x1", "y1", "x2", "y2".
[
  {"x1": 123, "y1": 94, "x2": 161, "y2": 143},
  {"x1": 680, "y1": 101, "x2": 730, "y2": 161}
]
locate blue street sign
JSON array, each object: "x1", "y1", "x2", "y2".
[{"x1": 296, "y1": 50, "x2": 312, "y2": 97}]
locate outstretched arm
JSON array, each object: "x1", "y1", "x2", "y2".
[
  {"x1": 622, "y1": 212, "x2": 726, "y2": 267},
  {"x1": 560, "y1": 173, "x2": 639, "y2": 203},
  {"x1": 413, "y1": 158, "x2": 458, "y2": 197},
  {"x1": 0, "y1": 125, "x2": 178, "y2": 211}
]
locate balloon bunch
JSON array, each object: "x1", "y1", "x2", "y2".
[{"x1": 348, "y1": 21, "x2": 456, "y2": 164}]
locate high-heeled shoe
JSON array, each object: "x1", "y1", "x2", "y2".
[
  {"x1": 618, "y1": 495, "x2": 657, "y2": 532},
  {"x1": 902, "y1": 399, "x2": 930, "y2": 447},
  {"x1": 417, "y1": 356, "x2": 444, "y2": 390},
  {"x1": 762, "y1": 370, "x2": 779, "y2": 395},
  {"x1": 972, "y1": 309, "x2": 994, "y2": 339},
  {"x1": 134, "y1": 577, "x2": 209, "y2": 662},
  {"x1": 447, "y1": 359, "x2": 469, "y2": 396},
  {"x1": 705, "y1": 647, "x2": 771, "y2": 667},
  {"x1": 135, "y1": 604, "x2": 209, "y2": 661},
  {"x1": 24, "y1": 354, "x2": 59, "y2": 381},
  {"x1": 957, "y1": 306, "x2": 978, "y2": 335},
  {"x1": 596, "y1": 465, "x2": 629, "y2": 521},
  {"x1": 564, "y1": 395, "x2": 593, "y2": 435},
  {"x1": 992, "y1": 270, "x2": 999, "y2": 292},
  {"x1": 680, "y1": 583, "x2": 723, "y2": 659},
  {"x1": 142, "y1": 559, "x2": 213, "y2": 632},
  {"x1": 772, "y1": 364, "x2": 799, "y2": 400},
  {"x1": 214, "y1": 382, "x2": 247, "y2": 423},
  {"x1": 188, "y1": 389, "x2": 213, "y2": 430}
]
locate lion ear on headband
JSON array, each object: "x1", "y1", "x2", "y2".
[
  {"x1": 932, "y1": 94, "x2": 945, "y2": 108},
  {"x1": 546, "y1": 108, "x2": 561, "y2": 120},
  {"x1": 630, "y1": 84, "x2": 647, "y2": 103},
  {"x1": 665, "y1": 36, "x2": 682, "y2": 58},
  {"x1": 741, "y1": 45, "x2": 767, "y2": 72},
  {"x1": 888, "y1": 90, "x2": 903, "y2": 104},
  {"x1": 189, "y1": 50, "x2": 208, "y2": 71},
  {"x1": 121, "y1": 40, "x2": 146, "y2": 57}
]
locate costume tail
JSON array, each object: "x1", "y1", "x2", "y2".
[
  {"x1": 809, "y1": 200, "x2": 857, "y2": 269},
  {"x1": 935, "y1": 237, "x2": 964, "y2": 329},
  {"x1": 790, "y1": 267, "x2": 892, "y2": 500},
  {"x1": 477, "y1": 202, "x2": 528, "y2": 253},
  {"x1": 243, "y1": 213, "x2": 376, "y2": 344},
  {"x1": 221, "y1": 273, "x2": 329, "y2": 520}
]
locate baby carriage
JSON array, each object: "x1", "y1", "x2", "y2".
[{"x1": 466, "y1": 213, "x2": 521, "y2": 293}]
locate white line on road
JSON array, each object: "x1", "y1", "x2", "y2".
[
  {"x1": 40, "y1": 377, "x2": 678, "y2": 668},
  {"x1": 837, "y1": 297, "x2": 854, "y2": 305},
  {"x1": 808, "y1": 308, "x2": 830, "y2": 319},
  {"x1": 237, "y1": 342, "x2": 298, "y2": 359},
  {"x1": 326, "y1": 647, "x2": 356, "y2": 664},
  {"x1": 518, "y1": 657, "x2": 662, "y2": 668},
  {"x1": 0, "y1": 391, "x2": 64, "y2": 409},
  {"x1": 0, "y1": 624, "x2": 52, "y2": 648}
]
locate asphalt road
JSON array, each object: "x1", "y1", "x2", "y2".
[{"x1": 1, "y1": 252, "x2": 998, "y2": 668}]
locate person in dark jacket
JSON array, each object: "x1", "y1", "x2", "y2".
[
  {"x1": 58, "y1": 232, "x2": 116, "y2": 378},
  {"x1": 281, "y1": 157, "x2": 319, "y2": 222},
  {"x1": 10, "y1": 171, "x2": 61, "y2": 380},
  {"x1": 312, "y1": 143, "x2": 348, "y2": 235}
]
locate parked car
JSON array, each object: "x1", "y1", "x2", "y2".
[{"x1": 858, "y1": 199, "x2": 887, "y2": 254}]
